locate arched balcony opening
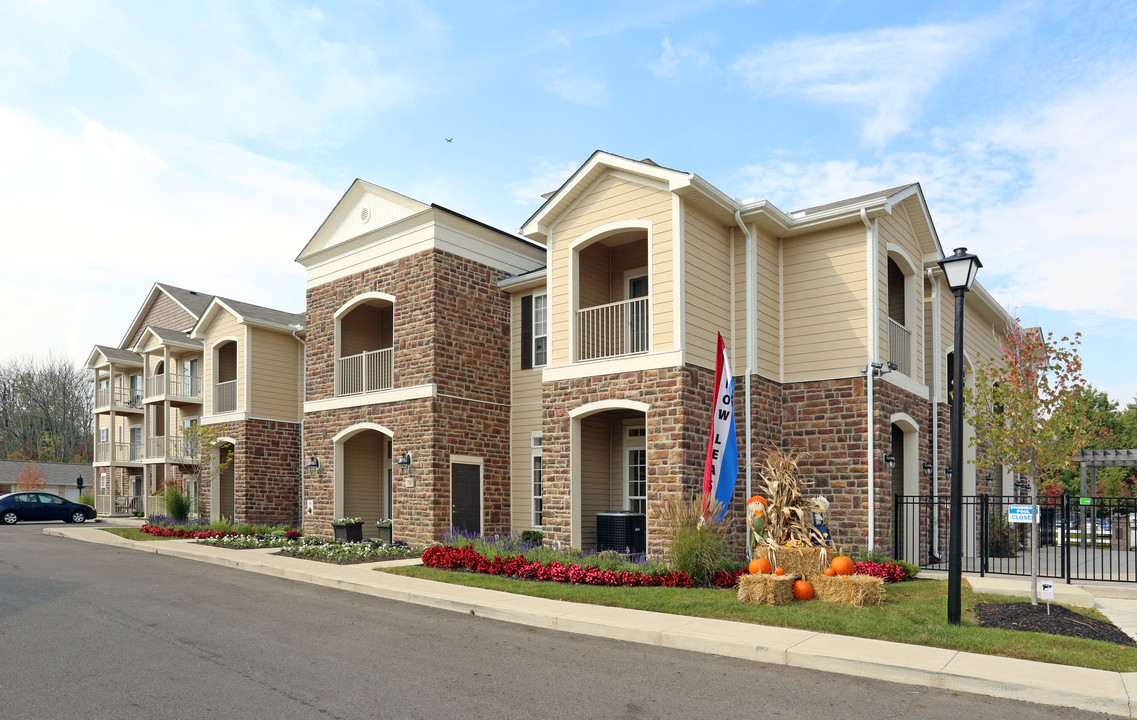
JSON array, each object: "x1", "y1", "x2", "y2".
[
  {"x1": 214, "y1": 341, "x2": 238, "y2": 413},
  {"x1": 887, "y1": 256, "x2": 911, "y2": 375},
  {"x1": 336, "y1": 295, "x2": 394, "y2": 396},
  {"x1": 575, "y1": 228, "x2": 649, "y2": 362}
]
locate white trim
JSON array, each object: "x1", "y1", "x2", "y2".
[
  {"x1": 673, "y1": 195, "x2": 685, "y2": 352},
  {"x1": 879, "y1": 368, "x2": 930, "y2": 400},
  {"x1": 200, "y1": 412, "x2": 249, "y2": 426},
  {"x1": 333, "y1": 291, "x2": 397, "y2": 320},
  {"x1": 568, "y1": 398, "x2": 651, "y2": 419},
  {"x1": 569, "y1": 219, "x2": 653, "y2": 251},
  {"x1": 542, "y1": 349, "x2": 685, "y2": 382},
  {"x1": 332, "y1": 422, "x2": 395, "y2": 444},
  {"x1": 243, "y1": 325, "x2": 252, "y2": 414},
  {"x1": 532, "y1": 291, "x2": 548, "y2": 368},
  {"x1": 303, "y1": 384, "x2": 435, "y2": 413}
]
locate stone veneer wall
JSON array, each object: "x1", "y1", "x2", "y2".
[
  {"x1": 187, "y1": 419, "x2": 300, "y2": 525},
  {"x1": 540, "y1": 366, "x2": 719, "y2": 557},
  {"x1": 303, "y1": 247, "x2": 514, "y2": 544}
]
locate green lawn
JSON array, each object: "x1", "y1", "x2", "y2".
[
  {"x1": 101, "y1": 527, "x2": 170, "y2": 542},
  {"x1": 383, "y1": 566, "x2": 1137, "y2": 672}
]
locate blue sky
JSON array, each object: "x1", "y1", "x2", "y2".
[{"x1": 2, "y1": 1, "x2": 1136, "y2": 405}]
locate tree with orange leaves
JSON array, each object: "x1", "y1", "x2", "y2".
[{"x1": 14, "y1": 462, "x2": 47, "y2": 491}]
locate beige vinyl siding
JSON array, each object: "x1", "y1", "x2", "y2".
[
  {"x1": 548, "y1": 174, "x2": 674, "y2": 365},
  {"x1": 136, "y1": 334, "x2": 161, "y2": 354},
  {"x1": 878, "y1": 208, "x2": 925, "y2": 383},
  {"x1": 249, "y1": 327, "x2": 301, "y2": 421},
  {"x1": 683, "y1": 203, "x2": 732, "y2": 369},
  {"x1": 510, "y1": 290, "x2": 545, "y2": 533},
  {"x1": 579, "y1": 413, "x2": 612, "y2": 550},
  {"x1": 201, "y1": 310, "x2": 245, "y2": 415},
  {"x1": 755, "y1": 229, "x2": 780, "y2": 379},
  {"x1": 935, "y1": 275, "x2": 1008, "y2": 399},
  {"x1": 782, "y1": 225, "x2": 868, "y2": 381},
  {"x1": 342, "y1": 431, "x2": 384, "y2": 539}
]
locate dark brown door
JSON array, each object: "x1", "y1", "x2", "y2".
[{"x1": 451, "y1": 463, "x2": 481, "y2": 536}]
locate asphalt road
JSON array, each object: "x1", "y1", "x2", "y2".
[{"x1": 0, "y1": 523, "x2": 1115, "y2": 720}]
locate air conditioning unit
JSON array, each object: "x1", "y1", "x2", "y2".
[{"x1": 596, "y1": 511, "x2": 646, "y2": 554}]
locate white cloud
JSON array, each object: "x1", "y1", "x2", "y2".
[
  {"x1": 542, "y1": 68, "x2": 610, "y2": 106},
  {"x1": 731, "y1": 20, "x2": 1004, "y2": 146},
  {"x1": 507, "y1": 160, "x2": 579, "y2": 206},
  {"x1": 650, "y1": 36, "x2": 714, "y2": 79},
  {"x1": 0, "y1": 105, "x2": 339, "y2": 365}
]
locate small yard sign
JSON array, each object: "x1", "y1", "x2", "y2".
[
  {"x1": 1079, "y1": 497, "x2": 1091, "y2": 505},
  {"x1": 1040, "y1": 580, "x2": 1055, "y2": 599},
  {"x1": 1008, "y1": 504, "x2": 1035, "y2": 523}
]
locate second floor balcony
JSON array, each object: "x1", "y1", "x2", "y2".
[
  {"x1": 577, "y1": 297, "x2": 649, "y2": 362},
  {"x1": 888, "y1": 317, "x2": 911, "y2": 377},
  {"x1": 147, "y1": 436, "x2": 198, "y2": 463},
  {"x1": 95, "y1": 441, "x2": 142, "y2": 464},
  {"x1": 337, "y1": 347, "x2": 393, "y2": 395},
  {"x1": 214, "y1": 379, "x2": 237, "y2": 414},
  {"x1": 95, "y1": 386, "x2": 143, "y2": 413},
  {"x1": 145, "y1": 373, "x2": 202, "y2": 403}
]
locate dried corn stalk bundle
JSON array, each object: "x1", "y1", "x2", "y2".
[{"x1": 755, "y1": 447, "x2": 830, "y2": 566}]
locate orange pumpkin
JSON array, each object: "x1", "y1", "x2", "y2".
[
  {"x1": 774, "y1": 566, "x2": 785, "y2": 576},
  {"x1": 749, "y1": 557, "x2": 772, "y2": 574},
  {"x1": 831, "y1": 555, "x2": 855, "y2": 576},
  {"x1": 823, "y1": 567, "x2": 836, "y2": 577},
  {"x1": 793, "y1": 579, "x2": 814, "y2": 600}
]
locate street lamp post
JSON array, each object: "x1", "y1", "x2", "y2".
[{"x1": 937, "y1": 247, "x2": 982, "y2": 625}]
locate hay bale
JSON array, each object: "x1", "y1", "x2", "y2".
[
  {"x1": 737, "y1": 573, "x2": 798, "y2": 605},
  {"x1": 811, "y1": 574, "x2": 885, "y2": 607},
  {"x1": 754, "y1": 546, "x2": 830, "y2": 578}
]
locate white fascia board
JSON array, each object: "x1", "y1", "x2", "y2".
[
  {"x1": 498, "y1": 269, "x2": 547, "y2": 293},
  {"x1": 520, "y1": 151, "x2": 690, "y2": 237},
  {"x1": 296, "y1": 179, "x2": 428, "y2": 263},
  {"x1": 131, "y1": 328, "x2": 201, "y2": 354},
  {"x1": 189, "y1": 298, "x2": 238, "y2": 340},
  {"x1": 304, "y1": 384, "x2": 435, "y2": 413},
  {"x1": 739, "y1": 199, "x2": 794, "y2": 235},
  {"x1": 85, "y1": 347, "x2": 109, "y2": 369},
  {"x1": 116, "y1": 283, "x2": 165, "y2": 350},
  {"x1": 296, "y1": 207, "x2": 434, "y2": 269},
  {"x1": 782, "y1": 198, "x2": 891, "y2": 237},
  {"x1": 541, "y1": 350, "x2": 687, "y2": 382}
]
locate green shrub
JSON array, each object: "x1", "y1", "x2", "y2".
[
  {"x1": 208, "y1": 518, "x2": 233, "y2": 533},
  {"x1": 78, "y1": 493, "x2": 94, "y2": 507},
  {"x1": 661, "y1": 495, "x2": 728, "y2": 587},
  {"x1": 988, "y1": 513, "x2": 1021, "y2": 557},
  {"x1": 520, "y1": 530, "x2": 543, "y2": 545},
  {"x1": 164, "y1": 485, "x2": 192, "y2": 521}
]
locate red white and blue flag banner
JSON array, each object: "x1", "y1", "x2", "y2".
[{"x1": 702, "y1": 333, "x2": 738, "y2": 523}]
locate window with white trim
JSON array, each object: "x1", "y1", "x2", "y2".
[
  {"x1": 531, "y1": 432, "x2": 543, "y2": 527},
  {"x1": 533, "y1": 293, "x2": 547, "y2": 367},
  {"x1": 625, "y1": 426, "x2": 646, "y2": 515}
]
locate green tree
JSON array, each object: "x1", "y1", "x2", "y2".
[
  {"x1": 966, "y1": 324, "x2": 1100, "y2": 605},
  {"x1": 177, "y1": 421, "x2": 234, "y2": 518}
]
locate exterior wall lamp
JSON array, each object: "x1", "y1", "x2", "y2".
[
  {"x1": 937, "y1": 246, "x2": 981, "y2": 626},
  {"x1": 883, "y1": 453, "x2": 896, "y2": 470},
  {"x1": 305, "y1": 456, "x2": 321, "y2": 472},
  {"x1": 396, "y1": 452, "x2": 413, "y2": 471},
  {"x1": 922, "y1": 461, "x2": 933, "y2": 477}
]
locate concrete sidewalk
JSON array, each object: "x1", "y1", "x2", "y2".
[{"x1": 46, "y1": 526, "x2": 1137, "y2": 717}]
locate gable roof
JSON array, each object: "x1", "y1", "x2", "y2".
[
  {"x1": 190, "y1": 296, "x2": 305, "y2": 339},
  {"x1": 132, "y1": 326, "x2": 204, "y2": 353},
  {"x1": 295, "y1": 179, "x2": 430, "y2": 262},
  {"x1": 0, "y1": 460, "x2": 93, "y2": 488},
  {"x1": 117, "y1": 283, "x2": 215, "y2": 350},
  {"x1": 86, "y1": 344, "x2": 143, "y2": 369}
]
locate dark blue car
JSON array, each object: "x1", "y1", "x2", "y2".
[{"x1": 0, "y1": 492, "x2": 97, "y2": 525}]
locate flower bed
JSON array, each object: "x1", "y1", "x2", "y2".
[
  {"x1": 196, "y1": 533, "x2": 302, "y2": 549},
  {"x1": 853, "y1": 560, "x2": 907, "y2": 583},
  {"x1": 421, "y1": 544, "x2": 693, "y2": 588},
  {"x1": 277, "y1": 540, "x2": 420, "y2": 565}
]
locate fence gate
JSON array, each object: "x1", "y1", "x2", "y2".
[{"x1": 894, "y1": 494, "x2": 1137, "y2": 583}]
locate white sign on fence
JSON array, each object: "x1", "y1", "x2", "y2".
[{"x1": 1008, "y1": 504, "x2": 1036, "y2": 523}]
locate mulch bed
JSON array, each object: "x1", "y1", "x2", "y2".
[{"x1": 976, "y1": 601, "x2": 1137, "y2": 647}]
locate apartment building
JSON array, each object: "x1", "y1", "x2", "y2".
[
  {"x1": 296, "y1": 152, "x2": 1013, "y2": 556},
  {"x1": 87, "y1": 283, "x2": 304, "y2": 524}
]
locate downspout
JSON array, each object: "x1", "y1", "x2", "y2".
[
  {"x1": 734, "y1": 209, "x2": 755, "y2": 559},
  {"x1": 291, "y1": 327, "x2": 306, "y2": 531},
  {"x1": 927, "y1": 267, "x2": 941, "y2": 559},
  {"x1": 861, "y1": 208, "x2": 877, "y2": 552}
]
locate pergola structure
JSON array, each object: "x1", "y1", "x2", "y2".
[{"x1": 1077, "y1": 449, "x2": 1137, "y2": 496}]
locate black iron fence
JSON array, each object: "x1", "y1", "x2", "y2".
[{"x1": 894, "y1": 494, "x2": 1137, "y2": 583}]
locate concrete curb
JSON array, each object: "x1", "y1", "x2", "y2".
[{"x1": 45, "y1": 527, "x2": 1137, "y2": 717}]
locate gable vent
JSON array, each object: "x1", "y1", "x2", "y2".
[{"x1": 360, "y1": 207, "x2": 370, "y2": 224}]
